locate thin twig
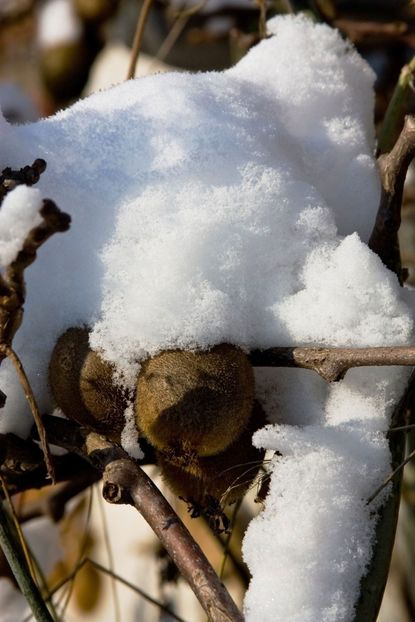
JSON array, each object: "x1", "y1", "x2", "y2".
[
  {"x1": 367, "y1": 447, "x2": 415, "y2": 506},
  {"x1": 249, "y1": 344, "x2": 415, "y2": 382},
  {"x1": 369, "y1": 114, "x2": 415, "y2": 282},
  {"x1": 0, "y1": 476, "x2": 37, "y2": 584},
  {"x1": 97, "y1": 490, "x2": 121, "y2": 622},
  {"x1": 219, "y1": 499, "x2": 241, "y2": 581},
  {"x1": 126, "y1": 0, "x2": 155, "y2": 80},
  {"x1": 49, "y1": 557, "x2": 187, "y2": 622},
  {"x1": 388, "y1": 423, "x2": 415, "y2": 433},
  {"x1": 57, "y1": 487, "x2": 94, "y2": 618},
  {"x1": 0, "y1": 345, "x2": 55, "y2": 482},
  {"x1": 0, "y1": 197, "x2": 70, "y2": 348},
  {"x1": 0, "y1": 501, "x2": 54, "y2": 622},
  {"x1": 366, "y1": 369, "x2": 415, "y2": 506},
  {"x1": 255, "y1": 0, "x2": 267, "y2": 39},
  {"x1": 354, "y1": 371, "x2": 414, "y2": 621},
  {"x1": 154, "y1": 0, "x2": 206, "y2": 65}
]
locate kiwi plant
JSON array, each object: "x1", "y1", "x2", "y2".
[{"x1": 49, "y1": 327, "x2": 265, "y2": 514}]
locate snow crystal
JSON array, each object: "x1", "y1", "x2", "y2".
[
  {"x1": 0, "y1": 186, "x2": 43, "y2": 267},
  {"x1": 0, "y1": 14, "x2": 412, "y2": 622}
]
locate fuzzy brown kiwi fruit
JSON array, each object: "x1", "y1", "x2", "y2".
[
  {"x1": 135, "y1": 344, "x2": 255, "y2": 459},
  {"x1": 49, "y1": 327, "x2": 127, "y2": 437},
  {"x1": 157, "y1": 401, "x2": 266, "y2": 509}
]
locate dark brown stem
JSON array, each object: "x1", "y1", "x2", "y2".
[
  {"x1": 354, "y1": 371, "x2": 415, "y2": 622},
  {"x1": 103, "y1": 459, "x2": 243, "y2": 622},
  {"x1": 0, "y1": 345, "x2": 55, "y2": 482},
  {"x1": 0, "y1": 198, "x2": 70, "y2": 347},
  {"x1": 249, "y1": 344, "x2": 415, "y2": 382},
  {"x1": 369, "y1": 115, "x2": 415, "y2": 282},
  {"x1": 39, "y1": 416, "x2": 242, "y2": 622}
]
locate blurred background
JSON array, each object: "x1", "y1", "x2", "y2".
[{"x1": 2, "y1": 1, "x2": 415, "y2": 620}]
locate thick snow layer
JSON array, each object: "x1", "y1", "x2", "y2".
[
  {"x1": 0, "y1": 14, "x2": 413, "y2": 622},
  {"x1": 0, "y1": 186, "x2": 43, "y2": 267},
  {"x1": 244, "y1": 367, "x2": 408, "y2": 622}
]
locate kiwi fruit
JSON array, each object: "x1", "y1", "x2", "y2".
[
  {"x1": 157, "y1": 401, "x2": 266, "y2": 509},
  {"x1": 135, "y1": 344, "x2": 255, "y2": 459},
  {"x1": 49, "y1": 327, "x2": 127, "y2": 436}
]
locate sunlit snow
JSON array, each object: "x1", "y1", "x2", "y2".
[{"x1": 0, "y1": 14, "x2": 413, "y2": 622}]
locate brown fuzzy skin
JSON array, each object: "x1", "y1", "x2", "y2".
[
  {"x1": 135, "y1": 344, "x2": 255, "y2": 458},
  {"x1": 157, "y1": 401, "x2": 266, "y2": 508},
  {"x1": 49, "y1": 327, "x2": 127, "y2": 436}
]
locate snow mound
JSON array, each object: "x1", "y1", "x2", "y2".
[{"x1": 0, "y1": 14, "x2": 412, "y2": 622}]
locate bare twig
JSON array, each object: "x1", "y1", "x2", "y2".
[
  {"x1": 154, "y1": 0, "x2": 206, "y2": 65},
  {"x1": 219, "y1": 499, "x2": 241, "y2": 580},
  {"x1": 388, "y1": 424, "x2": 415, "y2": 433},
  {"x1": 255, "y1": 0, "x2": 267, "y2": 39},
  {"x1": 249, "y1": 344, "x2": 415, "y2": 382},
  {"x1": 103, "y1": 458, "x2": 243, "y2": 621},
  {"x1": 369, "y1": 115, "x2": 415, "y2": 282},
  {"x1": 334, "y1": 19, "x2": 407, "y2": 45},
  {"x1": 378, "y1": 57, "x2": 415, "y2": 155},
  {"x1": 0, "y1": 476, "x2": 37, "y2": 583},
  {"x1": 38, "y1": 417, "x2": 242, "y2": 621},
  {"x1": 57, "y1": 487, "x2": 94, "y2": 618},
  {"x1": 367, "y1": 369, "x2": 415, "y2": 507},
  {"x1": 126, "y1": 0, "x2": 154, "y2": 80},
  {"x1": 367, "y1": 447, "x2": 415, "y2": 506},
  {"x1": 97, "y1": 492, "x2": 120, "y2": 622},
  {"x1": 0, "y1": 501, "x2": 54, "y2": 622},
  {"x1": 354, "y1": 371, "x2": 415, "y2": 621},
  {"x1": 0, "y1": 345, "x2": 55, "y2": 482},
  {"x1": 0, "y1": 197, "x2": 70, "y2": 347},
  {"x1": 49, "y1": 557, "x2": 187, "y2": 622}
]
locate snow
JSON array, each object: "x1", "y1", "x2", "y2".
[
  {"x1": 0, "y1": 186, "x2": 43, "y2": 267},
  {"x1": 0, "y1": 13, "x2": 413, "y2": 622}
]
